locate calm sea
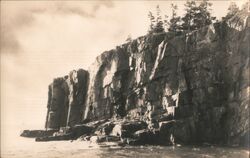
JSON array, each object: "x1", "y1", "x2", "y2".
[{"x1": 1, "y1": 131, "x2": 249, "y2": 158}]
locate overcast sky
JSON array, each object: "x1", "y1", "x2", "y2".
[{"x1": 0, "y1": 0, "x2": 247, "y2": 147}]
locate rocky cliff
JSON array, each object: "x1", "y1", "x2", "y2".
[
  {"x1": 22, "y1": 14, "x2": 249, "y2": 146},
  {"x1": 45, "y1": 69, "x2": 89, "y2": 129},
  {"x1": 81, "y1": 20, "x2": 249, "y2": 144}
]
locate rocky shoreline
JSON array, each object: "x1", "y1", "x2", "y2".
[
  {"x1": 20, "y1": 118, "x2": 196, "y2": 146},
  {"x1": 21, "y1": 116, "x2": 248, "y2": 147}
]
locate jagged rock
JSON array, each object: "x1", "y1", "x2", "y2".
[
  {"x1": 94, "y1": 121, "x2": 115, "y2": 136},
  {"x1": 111, "y1": 120, "x2": 147, "y2": 138}
]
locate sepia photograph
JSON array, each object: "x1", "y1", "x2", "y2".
[{"x1": 0, "y1": 0, "x2": 249, "y2": 157}]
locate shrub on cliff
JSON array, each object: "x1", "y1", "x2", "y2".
[{"x1": 224, "y1": 2, "x2": 240, "y2": 22}]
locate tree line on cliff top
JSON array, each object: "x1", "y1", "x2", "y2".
[{"x1": 147, "y1": 0, "x2": 245, "y2": 35}]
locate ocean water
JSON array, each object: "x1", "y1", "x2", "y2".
[{"x1": 1, "y1": 132, "x2": 249, "y2": 158}]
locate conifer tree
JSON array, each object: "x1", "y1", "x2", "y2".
[
  {"x1": 163, "y1": 14, "x2": 169, "y2": 31},
  {"x1": 168, "y1": 4, "x2": 182, "y2": 35},
  {"x1": 148, "y1": 5, "x2": 165, "y2": 33},
  {"x1": 196, "y1": 0, "x2": 215, "y2": 28},
  {"x1": 154, "y1": 5, "x2": 165, "y2": 33},
  {"x1": 148, "y1": 11, "x2": 156, "y2": 33},
  {"x1": 181, "y1": 0, "x2": 197, "y2": 32}
]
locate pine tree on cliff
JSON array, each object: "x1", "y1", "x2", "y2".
[
  {"x1": 181, "y1": 0, "x2": 215, "y2": 32},
  {"x1": 197, "y1": 0, "x2": 216, "y2": 27},
  {"x1": 163, "y1": 14, "x2": 169, "y2": 32},
  {"x1": 168, "y1": 3, "x2": 182, "y2": 35},
  {"x1": 148, "y1": 11, "x2": 156, "y2": 33},
  {"x1": 154, "y1": 5, "x2": 165, "y2": 33},
  {"x1": 148, "y1": 5, "x2": 165, "y2": 33},
  {"x1": 181, "y1": 0, "x2": 196, "y2": 32}
]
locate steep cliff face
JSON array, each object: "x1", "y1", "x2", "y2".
[
  {"x1": 45, "y1": 77, "x2": 69, "y2": 129},
  {"x1": 45, "y1": 69, "x2": 89, "y2": 129},
  {"x1": 83, "y1": 48, "x2": 130, "y2": 120},
  {"x1": 42, "y1": 17, "x2": 249, "y2": 145},
  {"x1": 82, "y1": 21, "x2": 249, "y2": 144}
]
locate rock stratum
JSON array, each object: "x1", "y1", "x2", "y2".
[{"x1": 21, "y1": 16, "x2": 250, "y2": 147}]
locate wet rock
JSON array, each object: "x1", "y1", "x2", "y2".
[
  {"x1": 35, "y1": 133, "x2": 73, "y2": 142},
  {"x1": 36, "y1": 124, "x2": 93, "y2": 142},
  {"x1": 20, "y1": 130, "x2": 57, "y2": 138},
  {"x1": 69, "y1": 124, "x2": 94, "y2": 138},
  {"x1": 159, "y1": 118, "x2": 196, "y2": 145}
]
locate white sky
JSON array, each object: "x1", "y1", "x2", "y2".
[{"x1": 0, "y1": 0, "x2": 247, "y2": 148}]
